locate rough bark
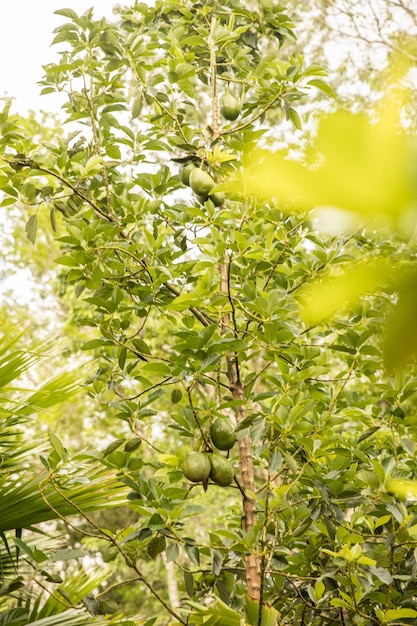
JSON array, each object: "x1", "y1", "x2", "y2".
[{"x1": 226, "y1": 354, "x2": 261, "y2": 601}]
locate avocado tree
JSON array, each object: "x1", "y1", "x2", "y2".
[{"x1": 2, "y1": 1, "x2": 417, "y2": 625}]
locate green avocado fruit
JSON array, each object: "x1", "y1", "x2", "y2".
[
  {"x1": 209, "y1": 453, "x2": 234, "y2": 487},
  {"x1": 220, "y1": 93, "x2": 241, "y2": 121},
  {"x1": 210, "y1": 417, "x2": 236, "y2": 451},
  {"x1": 179, "y1": 162, "x2": 196, "y2": 186},
  {"x1": 209, "y1": 190, "x2": 226, "y2": 207},
  {"x1": 189, "y1": 168, "x2": 216, "y2": 196},
  {"x1": 195, "y1": 194, "x2": 209, "y2": 205},
  {"x1": 182, "y1": 451, "x2": 211, "y2": 483}
]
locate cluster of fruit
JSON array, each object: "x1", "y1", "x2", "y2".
[
  {"x1": 179, "y1": 162, "x2": 225, "y2": 207},
  {"x1": 178, "y1": 91, "x2": 241, "y2": 206},
  {"x1": 182, "y1": 417, "x2": 236, "y2": 487}
]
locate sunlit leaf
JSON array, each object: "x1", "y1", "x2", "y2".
[
  {"x1": 384, "y1": 608, "x2": 417, "y2": 621},
  {"x1": 299, "y1": 260, "x2": 394, "y2": 324},
  {"x1": 387, "y1": 479, "x2": 417, "y2": 498},
  {"x1": 384, "y1": 269, "x2": 417, "y2": 370},
  {"x1": 25, "y1": 215, "x2": 38, "y2": 245},
  {"x1": 245, "y1": 85, "x2": 416, "y2": 224}
]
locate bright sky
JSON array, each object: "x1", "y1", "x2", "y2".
[{"x1": 0, "y1": 1, "x2": 118, "y2": 114}]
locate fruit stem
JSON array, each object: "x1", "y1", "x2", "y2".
[{"x1": 187, "y1": 388, "x2": 212, "y2": 451}]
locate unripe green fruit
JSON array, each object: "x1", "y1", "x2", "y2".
[
  {"x1": 209, "y1": 191, "x2": 225, "y2": 207},
  {"x1": 210, "y1": 417, "x2": 236, "y2": 451},
  {"x1": 189, "y1": 168, "x2": 215, "y2": 196},
  {"x1": 220, "y1": 93, "x2": 241, "y2": 121},
  {"x1": 195, "y1": 194, "x2": 209, "y2": 205},
  {"x1": 182, "y1": 451, "x2": 211, "y2": 483},
  {"x1": 179, "y1": 162, "x2": 196, "y2": 186},
  {"x1": 209, "y1": 454, "x2": 234, "y2": 487}
]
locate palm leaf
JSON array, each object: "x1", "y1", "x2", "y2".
[
  {"x1": 0, "y1": 322, "x2": 38, "y2": 384},
  {"x1": 28, "y1": 610, "x2": 119, "y2": 625},
  {"x1": 13, "y1": 370, "x2": 81, "y2": 417},
  {"x1": 0, "y1": 323, "x2": 129, "y2": 533},
  {"x1": 0, "y1": 426, "x2": 44, "y2": 473},
  {"x1": 0, "y1": 462, "x2": 127, "y2": 532},
  {"x1": 36, "y1": 568, "x2": 110, "y2": 620},
  {"x1": 0, "y1": 607, "x2": 120, "y2": 625},
  {"x1": 0, "y1": 323, "x2": 129, "y2": 624}
]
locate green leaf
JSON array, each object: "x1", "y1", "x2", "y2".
[
  {"x1": 185, "y1": 542, "x2": 200, "y2": 565},
  {"x1": 0, "y1": 577, "x2": 25, "y2": 597},
  {"x1": 330, "y1": 598, "x2": 353, "y2": 609},
  {"x1": 304, "y1": 63, "x2": 329, "y2": 77},
  {"x1": 84, "y1": 154, "x2": 103, "y2": 176},
  {"x1": 189, "y1": 597, "x2": 242, "y2": 625},
  {"x1": 54, "y1": 8, "x2": 79, "y2": 19},
  {"x1": 132, "y1": 95, "x2": 143, "y2": 119},
  {"x1": 166, "y1": 292, "x2": 202, "y2": 310},
  {"x1": 118, "y1": 346, "x2": 127, "y2": 369},
  {"x1": 82, "y1": 595, "x2": 99, "y2": 616},
  {"x1": 211, "y1": 549, "x2": 222, "y2": 576},
  {"x1": 49, "y1": 207, "x2": 58, "y2": 233},
  {"x1": 48, "y1": 432, "x2": 67, "y2": 461},
  {"x1": 55, "y1": 255, "x2": 79, "y2": 267},
  {"x1": 369, "y1": 567, "x2": 393, "y2": 584},
  {"x1": 106, "y1": 144, "x2": 121, "y2": 159},
  {"x1": 384, "y1": 608, "x2": 417, "y2": 621},
  {"x1": 124, "y1": 437, "x2": 142, "y2": 452},
  {"x1": 184, "y1": 570, "x2": 194, "y2": 598},
  {"x1": 165, "y1": 543, "x2": 179, "y2": 562},
  {"x1": 103, "y1": 439, "x2": 125, "y2": 456},
  {"x1": 49, "y1": 548, "x2": 85, "y2": 562},
  {"x1": 147, "y1": 534, "x2": 167, "y2": 559},
  {"x1": 307, "y1": 78, "x2": 336, "y2": 98},
  {"x1": 286, "y1": 107, "x2": 302, "y2": 130},
  {"x1": 25, "y1": 215, "x2": 37, "y2": 245}
]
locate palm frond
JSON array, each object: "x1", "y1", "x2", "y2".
[
  {"x1": 0, "y1": 531, "x2": 62, "y2": 587},
  {"x1": 0, "y1": 321, "x2": 81, "y2": 421},
  {"x1": 36, "y1": 568, "x2": 110, "y2": 620},
  {"x1": 0, "y1": 323, "x2": 130, "y2": 625},
  {"x1": 14, "y1": 370, "x2": 82, "y2": 417},
  {"x1": 0, "y1": 426, "x2": 44, "y2": 473},
  {"x1": 0, "y1": 607, "x2": 120, "y2": 625},
  {"x1": 0, "y1": 461, "x2": 128, "y2": 532}
]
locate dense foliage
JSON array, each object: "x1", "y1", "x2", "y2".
[{"x1": 1, "y1": 1, "x2": 417, "y2": 625}]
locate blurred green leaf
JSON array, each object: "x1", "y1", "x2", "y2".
[
  {"x1": 299, "y1": 260, "x2": 393, "y2": 324},
  {"x1": 245, "y1": 85, "x2": 416, "y2": 223},
  {"x1": 384, "y1": 270, "x2": 417, "y2": 370}
]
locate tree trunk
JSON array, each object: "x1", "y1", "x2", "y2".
[
  {"x1": 226, "y1": 355, "x2": 261, "y2": 601},
  {"x1": 210, "y1": 15, "x2": 261, "y2": 602},
  {"x1": 162, "y1": 552, "x2": 180, "y2": 609}
]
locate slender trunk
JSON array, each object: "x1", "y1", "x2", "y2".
[
  {"x1": 209, "y1": 16, "x2": 261, "y2": 601},
  {"x1": 220, "y1": 264, "x2": 261, "y2": 601},
  {"x1": 226, "y1": 355, "x2": 261, "y2": 601},
  {"x1": 162, "y1": 552, "x2": 180, "y2": 609}
]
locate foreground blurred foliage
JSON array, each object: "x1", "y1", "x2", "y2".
[{"x1": 244, "y1": 74, "x2": 417, "y2": 372}]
